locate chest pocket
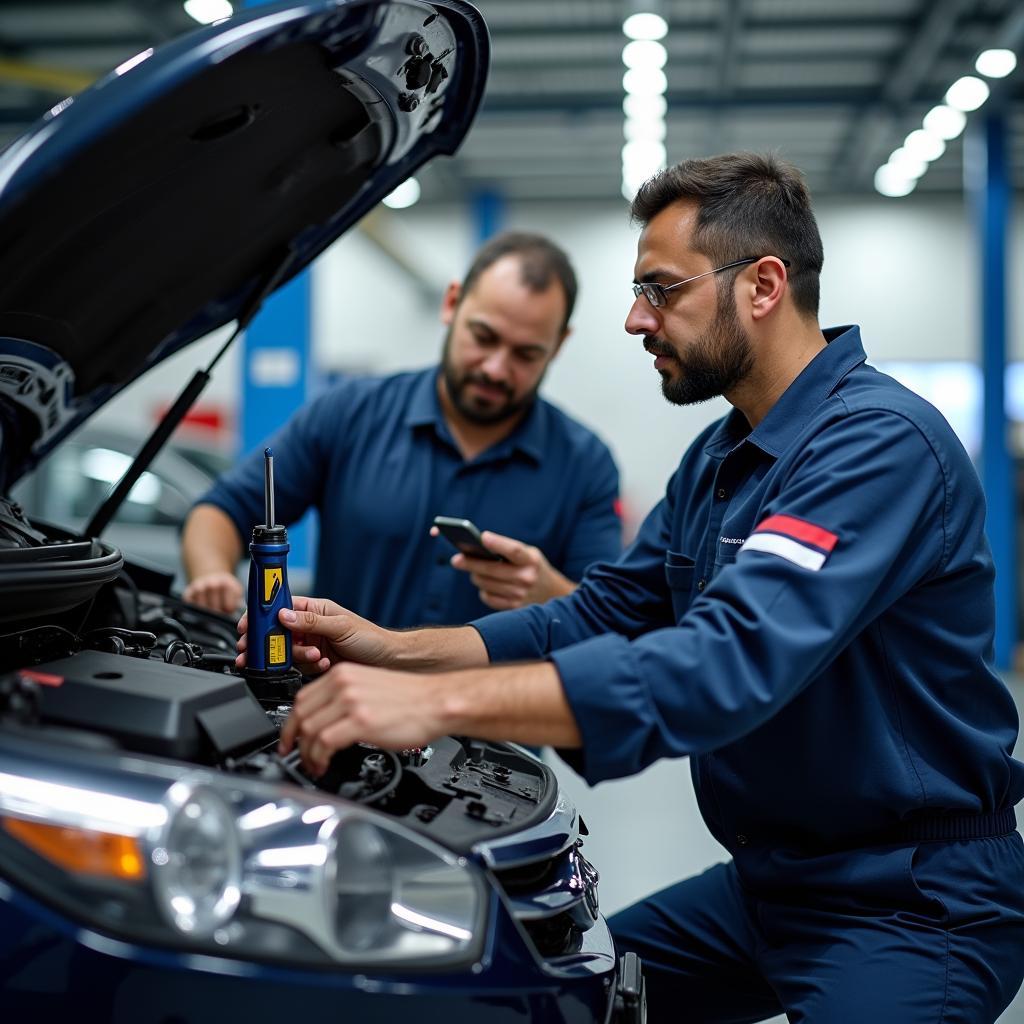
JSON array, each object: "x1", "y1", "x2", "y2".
[
  {"x1": 664, "y1": 550, "x2": 696, "y2": 622},
  {"x1": 714, "y1": 546, "x2": 739, "y2": 572}
]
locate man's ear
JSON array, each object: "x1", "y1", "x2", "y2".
[
  {"x1": 748, "y1": 257, "x2": 787, "y2": 322},
  {"x1": 440, "y1": 281, "x2": 462, "y2": 326}
]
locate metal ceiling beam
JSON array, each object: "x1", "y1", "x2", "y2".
[
  {"x1": 714, "y1": 0, "x2": 744, "y2": 101},
  {"x1": 471, "y1": 16, "x2": 927, "y2": 37},
  {"x1": 830, "y1": 0, "x2": 975, "y2": 190},
  {"x1": 481, "y1": 89, "x2": 877, "y2": 115}
]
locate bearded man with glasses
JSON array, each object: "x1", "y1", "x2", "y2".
[{"x1": 243, "y1": 152, "x2": 1024, "y2": 1024}]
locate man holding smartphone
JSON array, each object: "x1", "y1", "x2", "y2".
[{"x1": 181, "y1": 231, "x2": 621, "y2": 626}]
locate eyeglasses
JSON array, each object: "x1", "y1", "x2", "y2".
[{"x1": 631, "y1": 256, "x2": 791, "y2": 309}]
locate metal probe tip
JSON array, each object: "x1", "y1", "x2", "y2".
[{"x1": 264, "y1": 448, "x2": 275, "y2": 528}]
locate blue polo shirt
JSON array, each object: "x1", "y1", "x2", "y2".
[
  {"x1": 475, "y1": 326, "x2": 1024, "y2": 862},
  {"x1": 197, "y1": 367, "x2": 621, "y2": 628}
]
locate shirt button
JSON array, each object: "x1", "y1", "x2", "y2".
[
  {"x1": 436, "y1": 554, "x2": 449, "y2": 565},
  {"x1": 697, "y1": 578, "x2": 706, "y2": 591},
  {"x1": 716, "y1": 487, "x2": 727, "y2": 499},
  {"x1": 736, "y1": 834, "x2": 749, "y2": 847}
]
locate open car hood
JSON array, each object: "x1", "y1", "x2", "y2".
[{"x1": 0, "y1": 0, "x2": 488, "y2": 488}]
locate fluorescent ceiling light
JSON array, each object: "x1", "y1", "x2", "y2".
[
  {"x1": 903, "y1": 129, "x2": 945, "y2": 163},
  {"x1": 183, "y1": 0, "x2": 233, "y2": 24},
  {"x1": 944, "y1": 75, "x2": 989, "y2": 112},
  {"x1": 622, "y1": 40, "x2": 667, "y2": 70},
  {"x1": 623, "y1": 66, "x2": 667, "y2": 96},
  {"x1": 975, "y1": 48, "x2": 1017, "y2": 79},
  {"x1": 888, "y1": 148, "x2": 927, "y2": 180},
  {"x1": 624, "y1": 117, "x2": 666, "y2": 142},
  {"x1": 623, "y1": 12, "x2": 668, "y2": 41},
  {"x1": 874, "y1": 165, "x2": 915, "y2": 198},
  {"x1": 622, "y1": 139, "x2": 666, "y2": 171},
  {"x1": 382, "y1": 177, "x2": 421, "y2": 209},
  {"x1": 623, "y1": 93, "x2": 667, "y2": 119},
  {"x1": 922, "y1": 104, "x2": 967, "y2": 141},
  {"x1": 622, "y1": 162, "x2": 655, "y2": 194}
]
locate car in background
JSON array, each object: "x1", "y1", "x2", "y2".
[{"x1": 11, "y1": 425, "x2": 230, "y2": 582}]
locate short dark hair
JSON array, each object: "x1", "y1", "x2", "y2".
[
  {"x1": 630, "y1": 152, "x2": 824, "y2": 317},
  {"x1": 461, "y1": 231, "x2": 578, "y2": 330}
]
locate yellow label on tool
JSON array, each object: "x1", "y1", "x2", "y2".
[
  {"x1": 268, "y1": 633, "x2": 286, "y2": 665},
  {"x1": 264, "y1": 567, "x2": 283, "y2": 603}
]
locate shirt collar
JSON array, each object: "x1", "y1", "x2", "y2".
[
  {"x1": 704, "y1": 324, "x2": 866, "y2": 459},
  {"x1": 404, "y1": 366, "x2": 547, "y2": 465}
]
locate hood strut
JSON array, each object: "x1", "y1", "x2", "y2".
[{"x1": 84, "y1": 248, "x2": 297, "y2": 540}]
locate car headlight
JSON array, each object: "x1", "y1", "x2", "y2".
[
  {"x1": 0, "y1": 741, "x2": 486, "y2": 969},
  {"x1": 151, "y1": 782, "x2": 241, "y2": 937}
]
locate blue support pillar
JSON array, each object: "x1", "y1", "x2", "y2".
[
  {"x1": 472, "y1": 189, "x2": 506, "y2": 245},
  {"x1": 238, "y1": 3, "x2": 313, "y2": 575},
  {"x1": 966, "y1": 112, "x2": 1016, "y2": 669}
]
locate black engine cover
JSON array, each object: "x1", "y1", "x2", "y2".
[{"x1": 30, "y1": 651, "x2": 275, "y2": 762}]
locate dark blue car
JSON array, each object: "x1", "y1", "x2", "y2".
[{"x1": 0, "y1": 3, "x2": 643, "y2": 1020}]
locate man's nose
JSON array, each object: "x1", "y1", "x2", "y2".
[
  {"x1": 480, "y1": 348, "x2": 511, "y2": 380},
  {"x1": 625, "y1": 295, "x2": 659, "y2": 336}
]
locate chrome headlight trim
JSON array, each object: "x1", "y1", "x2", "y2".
[{"x1": 150, "y1": 779, "x2": 242, "y2": 938}]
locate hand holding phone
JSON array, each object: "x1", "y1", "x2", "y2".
[{"x1": 432, "y1": 516, "x2": 505, "y2": 561}]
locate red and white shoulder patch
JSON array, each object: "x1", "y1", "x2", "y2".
[{"x1": 739, "y1": 514, "x2": 838, "y2": 571}]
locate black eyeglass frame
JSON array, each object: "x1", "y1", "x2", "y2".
[{"x1": 632, "y1": 256, "x2": 792, "y2": 308}]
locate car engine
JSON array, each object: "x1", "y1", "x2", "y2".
[{"x1": 0, "y1": 549, "x2": 600, "y2": 960}]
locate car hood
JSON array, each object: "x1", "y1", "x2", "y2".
[{"x1": 0, "y1": 0, "x2": 487, "y2": 489}]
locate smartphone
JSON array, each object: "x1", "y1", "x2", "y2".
[{"x1": 433, "y1": 516, "x2": 505, "y2": 561}]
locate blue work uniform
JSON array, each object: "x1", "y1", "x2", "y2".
[
  {"x1": 197, "y1": 366, "x2": 621, "y2": 628},
  {"x1": 474, "y1": 326, "x2": 1024, "y2": 1022}
]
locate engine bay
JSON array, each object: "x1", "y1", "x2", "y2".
[{"x1": 0, "y1": 570, "x2": 556, "y2": 856}]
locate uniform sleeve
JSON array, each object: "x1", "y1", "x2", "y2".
[
  {"x1": 473, "y1": 469, "x2": 679, "y2": 661},
  {"x1": 558, "y1": 442, "x2": 623, "y2": 580},
  {"x1": 193, "y1": 387, "x2": 345, "y2": 543},
  {"x1": 550, "y1": 409, "x2": 950, "y2": 784}
]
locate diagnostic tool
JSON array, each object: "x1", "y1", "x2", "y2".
[{"x1": 245, "y1": 448, "x2": 294, "y2": 676}]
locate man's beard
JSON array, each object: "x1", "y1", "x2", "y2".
[
  {"x1": 644, "y1": 289, "x2": 754, "y2": 406},
  {"x1": 441, "y1": 327, "x2": 544, "y2": 425}
]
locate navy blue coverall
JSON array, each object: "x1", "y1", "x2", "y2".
[{"x1": 475, "y1": 327, "x2": 1024, "y2": 1022}]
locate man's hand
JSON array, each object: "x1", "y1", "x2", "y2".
[
  {"x1": 235, "y1": 595, "x2": 394, "y2": 674},
  {"x1": 278, "y1": 658, "x2": 580, "y2": 776},
  {"x1": 435, "y1": 528, "x2": 576, "y2": 609},
  {"x1": 183, "y1": 571, "x2": 244, "y2": 615},
  {"x1": 279, "y1": 663, "x2": 448, "y2": 775}
]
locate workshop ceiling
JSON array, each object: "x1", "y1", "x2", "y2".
[{"x1": 0, "y1": 0, "x2": 1022, "y2": 202}]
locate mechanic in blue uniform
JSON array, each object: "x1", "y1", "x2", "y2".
[
  {"x1": 182, "y1": 231, "x2": 621, "y2": 627},
  {"x1": 244, "y1": 153, "x2": 1024, "y2": 1022}
]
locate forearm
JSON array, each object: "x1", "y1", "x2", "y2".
[
  {"x1": 182, "y1": 504, "x2": 244, "y2": 579},
  {"x1": 435, "y1": 660, "x2": 581, "y2": 748},
  {"x1": 387, "y1": 624, "x2": 491, "y2": 672}
]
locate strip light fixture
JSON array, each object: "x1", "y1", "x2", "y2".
[
  {"x1": 875, "y1": 46, "x2": 1018, "y2": 198},
  {"x1": 622, "y1": 7, "x2": 668, "y2": 200}
]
